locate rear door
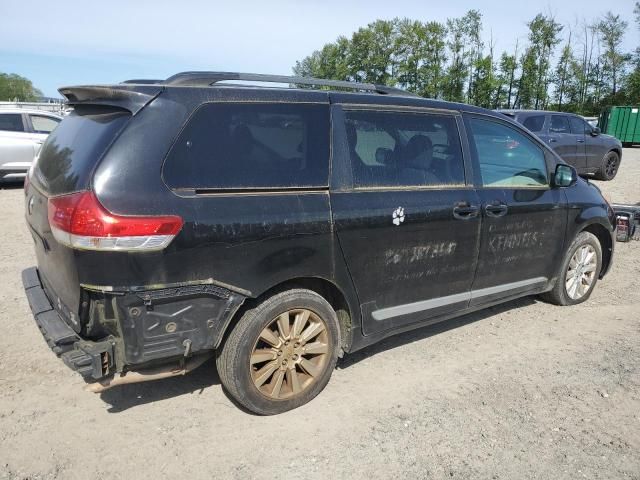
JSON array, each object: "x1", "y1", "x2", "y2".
[
  {"x1": 330, "y1": 105, "x2": 481, "y2": 335},
  {"x1": 568, "y1": 115, "x2": 588, "y2": 171},
  {"x1": 464, "y1": 114, "x2": 567, "y2": 305},
  {"x1": 548, "y1": 114, "x2": 582, "y2": 170}
]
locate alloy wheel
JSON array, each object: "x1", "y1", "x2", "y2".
[
  {"x1": 565, "y1": 244, "x2": 598, "y2": 300},
  {"x1": 250, "y1": 308, "x2": 330, "y2": 400},
  {"x1": 605, "y1": 154, "x2": 618, "y2": 178}
]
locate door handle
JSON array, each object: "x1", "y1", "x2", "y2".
[
  {"x1": 548, "y1": 138, "x2": 557, "y2": 143},
  {"x1": 577, "y1": 139, "x2": 585, "y2": 143},
  {"x1": 485, "y1": 202, "x2": 508, "y2": 217},
  {"x1": 452, "y1": 202, "x2": 479, "y2": 220}
]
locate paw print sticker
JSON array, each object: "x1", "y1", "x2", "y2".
[{"x1": 392, "y1": 207, "x2": 405, "y2": 226}]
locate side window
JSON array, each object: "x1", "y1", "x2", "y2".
[
  {"x1": 468, "y1": 117, "x2": 548, "y2": 188},
  {"x1": 550, "y1": 115, "x2": 570, "y2": 134},
  {"x1": 344, "y1": 110, "x2": 465, "y2": 188},
  {"x1": 164, "y1": 103, "x2": 329, "y2": 190},
  {"x1": 522, "y1": 115, "x2": 545, "y2": 133},
  {"x1": 569, "y1": 116, "x2": 588, "y2": 135},
  {"x1": 0, "y1": 113, "x2": 25, "y2": 132},
  {"x1": 30, "y1": 115, "x2": 60, "y2": 134}
]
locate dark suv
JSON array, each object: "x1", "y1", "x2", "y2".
[
  {"x1": 22, "y1": 72, "x2": 615, "y2": 415},
  {"x1": 500, "y1": 110, "x2": 623, "y2": 181}
]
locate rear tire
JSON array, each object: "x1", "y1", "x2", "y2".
[
  {"x1": 594, "y1": 151, "x2": 620, "y2": 181},
  {"x1": 541, "y1": 231, "x2": 602, "y2": 306},
  {"x1": 216, "y1": 289, "x2": 340, "y2": 415}
]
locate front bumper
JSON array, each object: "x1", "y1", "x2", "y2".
[{"x1": 22, "y1": 267, "x2": 115, "y2": 380}]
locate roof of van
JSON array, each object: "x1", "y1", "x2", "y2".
[{"x1": 58, "y1": 71, "x2": 502, "y2": 118}]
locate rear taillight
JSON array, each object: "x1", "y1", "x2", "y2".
[{"x1": 47, "y1": 191, "x2": 183, "y2": 251}]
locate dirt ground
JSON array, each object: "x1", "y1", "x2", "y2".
[{"x1": 1, "y1": 149, "x2": 639, "y2": 480}]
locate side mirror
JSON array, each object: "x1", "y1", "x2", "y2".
[
  {"x1": 554, "y1": 164, "x2": 577, "y2": 187},
  {"x1": 590, "y1": 126, "x2": 601, "y2": 136}
]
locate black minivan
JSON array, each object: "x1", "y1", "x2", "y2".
[{"x1": 22, "y1": 72, "x2": 615, "y2": 415}]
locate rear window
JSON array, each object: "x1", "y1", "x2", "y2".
[
  {"x1": 550, "y1": 115, "x2": 570, "y2": 134},
  {"x1": 33, "y1": 106, "x2": 130, "y2": 195},
  {"x1": 522, "y1": 115, "x2": 545, "y2": 132},
  {"x1": 344, "y1": 110, "x2": 465, "y2": 188},
  {"x1": 163, "y1": 103, "x2": 329, "y2": 190}
]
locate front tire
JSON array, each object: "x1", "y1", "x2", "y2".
[
  {"x1": 541, "y1": 231, "x2": 602, "y2": 306},
  {"x1": 216, "y1": 289, "x2": 340, "y2": 415},
  {"x1": 594, "y1": 151, "x2": 620, "y2": 181}
]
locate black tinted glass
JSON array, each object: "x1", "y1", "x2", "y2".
[
  {"x1": 164, "y1": 103, "x2": 329, "y2": 190},
  {"x1": 34, "y1": 106, "x2": 131, "y2": 195},
  {"x1": 344, "y1": 110, "x2": 465, "y2": 188},
  {"x1": 0, "y1": 113, "x2": 24, "y2": 132},
  {"x1": 550, "y1": 115, "x2": 570, "y2": 134},
  {"x1": 522, "y1": 115, "x2": 545, "y2": 132}
]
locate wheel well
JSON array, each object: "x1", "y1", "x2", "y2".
[
  {"x1": 222, "y1": 278, "x2": 354, "y2": 352},
  {"x1": 610, "y1": 148, "x2": 622, "y2": 158},
  {"x1": 581, "y1": 223, "x2": 612, "y2": 277}
]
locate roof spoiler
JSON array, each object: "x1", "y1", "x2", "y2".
[{"x1": 58, "y1": 85, "x2": 163, "y2": 115}]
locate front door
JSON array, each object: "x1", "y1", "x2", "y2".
[
  {"x1": 464, "y1": 114, "x2": 568, "y2": 305},
  {"x1": 330, "y1": 106, "x2": 481, "y2": 335}
]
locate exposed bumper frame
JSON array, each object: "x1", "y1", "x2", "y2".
[{"x1": 22, "y1": 267, "x2": 115, "y2": 380}]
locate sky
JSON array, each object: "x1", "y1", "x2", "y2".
[{"x1": 1, "y1": 0, "x2": 637, "y2": 98}]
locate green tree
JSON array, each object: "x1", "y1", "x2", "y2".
[
  {"x1": 526, "y1": 14, "x2": 563, "y2": 109},
  {"x1": 495, "y1": 44, "x2": 518, "y2": 108},
  {"x1": 348, "y1": 20, "x2": 398, "y2": 84},
  {"x1": 597, "y1": 12, "x2": 628, "y2": 97},
  {"x1": 552, "y1": 37, "x2": 574, "y2": 111},
  {"x1": 463, "y1": 10, "x2": 484, "y2": 103},
  {"x1": 624, "y1": 3, "x2": 640, "y2": 102},
  {"x1": 394, "y1": 19, "x2": 447, "y2": 98},
  {"x1": 0, "y1": 73, "x2": 42, "y2": 101},
  {"x1": 443, "y1": 16, "x2": 468, "y2": 102},
  {"x1": 471, "y1": 53, "x2": 495, "y2": 108}
]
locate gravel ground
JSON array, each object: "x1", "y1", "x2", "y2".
[{"x1": 1, "y1": 149, "x2": 639, "y2": 480}]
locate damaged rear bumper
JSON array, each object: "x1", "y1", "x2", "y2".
[
  {"x1": 22, "y1": 267, "x2": 246, "y2": 386},
  {"x1": 22, "y1": 267, "x2": 115, "y2": 380}
]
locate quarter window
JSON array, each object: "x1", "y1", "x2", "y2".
[
  {"x1": 468, "y1": 117, "x2": 548, "y2": 188},
  {"x1": 344, "y1": 110, "x2": 465, "y2": 188},
  {"x1": 0, "y1": 113, "x2": 24, "y2": 132},
  {"x1": 164, "y1": 103, "x2": 329, "y2": 190},
  {"x1": 30, "y1": 115, "x2": 60, "y2": 134}
]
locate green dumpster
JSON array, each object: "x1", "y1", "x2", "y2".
[{"x1": 598, "y1": 106, "x2": 640, "y2": 146}]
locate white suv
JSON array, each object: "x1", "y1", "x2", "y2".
[{"x1": 0, "y1": 109, "x2": 62, "y2": 182}]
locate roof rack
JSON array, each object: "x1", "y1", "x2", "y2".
[
  {"x1": 121, "y1": 79, "x2": 163, "y2": 85},
  {"x1": 159, "y1": 71, "x2": 418, "y2": 97}
]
